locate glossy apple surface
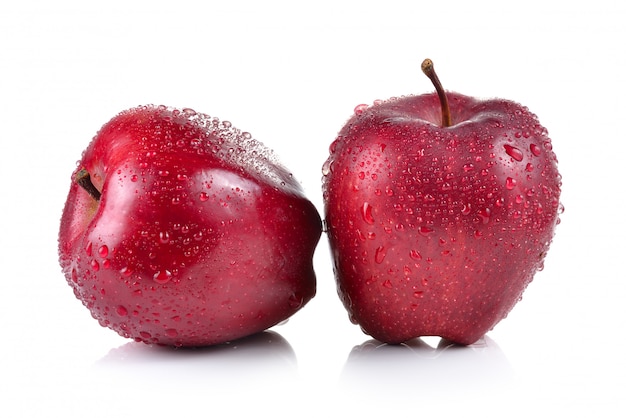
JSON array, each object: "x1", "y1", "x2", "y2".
[
  {"x1": 322, "y1": 62, "x2": 562, "y2": 345},
  {"x1": 59, "y1": 105, "x2": 321, "y2": 347}
]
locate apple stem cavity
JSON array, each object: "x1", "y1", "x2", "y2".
[
  {"x1": 421, "y1": 59, "x2": 452, "y2": 127},
  {"x1": 75, "y1": 169, "x2": 101, "y2": 201}
]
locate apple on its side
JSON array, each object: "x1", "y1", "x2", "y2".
[
  {"x1": 59, "y1": 105, "x2": 322, "y2": 347},
  {"x1": 322, "y1": 59, "x2": 562, "y2": 345}
]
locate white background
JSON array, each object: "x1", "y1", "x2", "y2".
[{"x1": 1, "y1": 0, "x2": 624, "y2": 416}]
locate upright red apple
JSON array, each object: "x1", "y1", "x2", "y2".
[
  {"x1": 59, "y1": 105, "x2": 321, "y2": 347},
  {"x1": 322, "y1": 59, "x2": 562, "y2": 345}
]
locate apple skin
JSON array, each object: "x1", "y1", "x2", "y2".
[
  {"x1": 322, "y1": 93, "x2": 562, "y2": 345},
  {"x1": 59, "y1": 105, "x2": 321, "y2": 347}
]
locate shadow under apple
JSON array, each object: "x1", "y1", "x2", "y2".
[
  {"x1": 340, "y1": 335, "x2": 515, "y2": 402},
  {"x1": 94, "y1": 330, "x2": 297, "y2": 386}
]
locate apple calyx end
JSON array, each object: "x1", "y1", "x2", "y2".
[
  {"x1": 421, "y1": 58, "x2": 452, "y2": 128},
  {"x1": 75, "y1": 168, "x2": 101, "y2": 201}
]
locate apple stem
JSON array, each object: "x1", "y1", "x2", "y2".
[
  {"x1": 421, "y1": 59, "x2": 452, "y2": 127},
  {"x1": 75, "y1": 169, "x2": 101, "y2": 201}
]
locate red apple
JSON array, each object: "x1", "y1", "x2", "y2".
[
  {"x1": 59, "y1": 105, "x2": 321, "y2": 347},
  {"x1": 322, "y1": 59, "x2": 562, "y2": 345}
]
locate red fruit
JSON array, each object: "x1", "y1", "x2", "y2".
[
  {"x1": 322, "y1": 60, "x2": 562, "y2": 345},
  {"x1": 59, "y1": 105, "x2": 321, "y2": 347}
]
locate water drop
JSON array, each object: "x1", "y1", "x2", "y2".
[
  {"x1": 159, "y1": 231, "x2": 170, "y2": 244},
  {"x1": 354, "y1": 104, "x2": 369, "y2": 115},
  {"x1": 506, "y1": 177, "x2": 517, "y2": 190},
  {"x1": 504, "y1": 144, "x2": 524, "y2": 161},
  {"x1": 90, "y1": 259, "x2": 100, "y2": 271},
  {"x1": 98, "y1": 245, "x2": 109, "y2": 258},
  {"x1": 116, "y1": 305, "x2": 128, "y2": 316},
  {"x1": 413, "y1": 291, "x2": 424, "y2": 299},
  {"x1": 199, "y1": 192, "x2": 209, "y2": 202},
  {"x1": 153, "y1": 270, "x2": 172, "y2": 284},
  {"x1": 461, "y1": 203, "x2": 472, "y2": 215},
  {"x1": 321, "y1": 159, "x2": 332, "y2": 176},
  {"x1": 410, "y1": 250, "x2": 422, "y2": 260},
  {"x1": 419, "y1": 226, "x2": 434, "y2": 236},
  {"x1": 288, "y1": 293, "x2": 304, "y2": 309},
  {"x1": 374, "y1": 246, "x2": 387, "y2": 264},
  {"x1": 530, "y1": 143, "x2": 541, "y2": 156},
  {"x1": 536, "y1": 203, "x2": 544, "y2": 214},
  {"x1": 85, "y1": 242, "x2": 93, "y2": 256},
  {"x1": 478, "y1": 208, "x2": 491, "y2": 224},
  {"x1": 361, "y1": 202, "x2": 375, "y2": 224},
  {"x1": 165, "y1": 328, "x2": 179, "y2": 338},
  {"x1": 382, "y1": 280, "x2": 393, "y2": 289},
  {"x1": 130, "y1": 174, "x2": 138, "y2": 182},
  {"x1": 463, "y1": 163, "x2": 475, "y2": 172},
  {"x1": 182, "y1": 108, "x2": 197, "y2": 116}
]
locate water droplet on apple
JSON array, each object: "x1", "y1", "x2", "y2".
[
  {"x1": 116, "y1": 305, "x2": 128, "y2": 316},
  {"x1": 478, "y1": 208, "x2": 491, "y2": 224},
  {"x1": 374, "y1": 246, "x2": 387, "y2": 264},
  {"x1": 85, "y1": 242, "x2": 93, "y2": 256},
  {"x1": 506, "y1": 177, "x2": 517, "y2": 190},
  {"x1": 410, "y1": 250, "x2": 422, "y2": 260},
  {"x1": 413, "y1": 291, "x2": 424, "y2": 299},
  {"x1": 321, "y1": 159, "x2": 333, "y2": 176},
  {"x1": 530, "y1": 143, "x2": 541, "y2": 156},
  {"x1": 288, "y1": 293, "x2": 304, "y2": 309},
  {"x1": 130, "y1": 174, "x2": 139, "y2": 182},
  {"x1": 463, "y1": 163, "x2": 475, "y2": 172},
  {"x1": 98, "y1": 245, "x2": 109, "y2": 258},
  {"x1": 159, "y1": 231, "x2": 170, "y2": 244},
  {"x1": 354, "y1": 104, "x2": 369, "y2": 115},
  {"x1": 536, "y1": 203, "x2": 544, "y2": 214},
  {"x1": 182, "y1": 108, "x2": 197, "y2": 116},
  {"x1": 382, "y1": 280, "x2": 393, "y2": 289},
  {"x1": 153, "y1": 270, "x2": 172, "y2": 284},
  {"x1": 361, "y1": 202, "x2": 375, "y2": 224},
  {"x1": 199, "y1": 192, "x2": 209, "y2": 202},
  {"x1": 504, "y1": 144, "x2": 524, "y2": 161},
  {"x1": 165, "y1": 328, "x2": 179, "y2": 338},
  {"x1": 90, "y1": 259, "x2": 100, "y2": 271},
  {"x1": 461, "y1": 203, "x2": 472, "y2": 215},
  {"x1": 419, "y1": 226, "x2": 434, "y2": 236}
]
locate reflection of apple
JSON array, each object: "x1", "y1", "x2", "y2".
[
  {"x1": 97, "y1": 330, "x2": 297, "y2": 373},
  {"x1": 59, "y1": 105, "x2": 322, "y2": 347},
  {"x1": 341, "y1": 336, "x2": 514, "y2": 405},
  {"x1": 93, "y1": 331, "x2": 298, "y2": 409},
  {"x1": 322, "y1": 59, "x2": 562, "y2": 345}
]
